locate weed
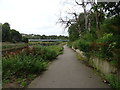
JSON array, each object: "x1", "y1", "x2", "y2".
[
  {"x1": 2, "y1": 45, "x2": 63, "y2": 88},
  {"x1": 20, "y1": 81, "x2": 27, "y2": 87},
  {"x1": 106, "y1": 74, "x2": 120, "y2": 89}
]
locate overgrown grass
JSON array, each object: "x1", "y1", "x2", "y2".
[
  {"x1": 29, "y1": 42, "x2": 60, "y2": 46},
  {"x1": 67, "y1": 42, "x2": 73, "y2": 48},
  {"x1": 2, "y1": 42, "x2": 28, "y2": 50},
  {"x1": 76, "y1": 53, "x2": 86, "y2": 61},
  {"x1": 2, "y1": 45, "x2": 63, "y2": 88},
  {"x1": 106, "y1": 74, "x2": 120, "y2": 89}
]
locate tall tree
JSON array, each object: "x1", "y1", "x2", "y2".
[
  {"x1": 98, "y1": 2, "x2": 120, "y2": 17},
  {"x1": 2, "y1": 23, "x2": 11, "y2": 42},
  {"x1": 68, "y1": 23, "x2": 79, "y2": 41},
  {"x1": 75, "y1": 0, "x2": 90, "y2": 30},
  {"x1": 10, "y1": 29, "x2": 22, "y2": 42}
]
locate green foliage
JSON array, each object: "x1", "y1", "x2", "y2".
[
  {"x1": 97, "y1": 33, "x2": 113, "y2": 43},
  {"x1": 101, "y1": 16, "x2": 120, "y2": 34},
  {"x1": 98, "y1": 2, "x2": 120, "y2": 17},
  {"x1": 1, "y1": 22, "x2": 68, "y2": 43},
  {"x1": 78, "y1": 13, "x2": 85, "y2": 32},
  {"x1": 21, "y1": 81, "x2": 28, "y2": 87},
  {"x1": 2, "y1": 43, "x2": 28, "y2": 50},
  {"x1": 2, "y1": 54, "x2": 48, "y2": 81},
  {"x1": 10, "y1": 29, "x2": 22, "y2": 42},
  {"x1": 95, "y1": 32, "x2": 120, "y2": 62},
  {"x1": 76, "y1": 53, "x2": 86, "y2": 61},
  {"x1": 68, "y1": 24, "x2": 79, "y2": 41},
  {"x1": 32, "y1": 45, "x2": 63, "y2": 60},
  {"x1": 73, "y1": 41, "x2": 79, "y2": 49},
  {"x1": 22, "y1": 36, "x2": 28, "y2": 43},
  {"x1": 106, "y1": 74, "x2": 120, "y2": 89},
  {"x1": 72, "y1": 32, "x2": 96, "y2": 52},
  {"x1": 2, "y1": 23, "x2": 11, "y2": 42},
  {"x1": 23, "y1": 34, "x2": 68, "y2": 40},
  {"x1": 72, "y1": 39, "x2": 90, "y2": 53},
  {"x1": 67, "y1": 42, "x2": 73, "y2": 48},
  {"x1": 77, "y1": 40, "x2": 91, "y2": 53},
  {"x1": 69, "y1": 15, "x2": 120, "y2": 66},
  {"x1": 66, "y1": 1, "x2": 120, "y2": 89},
  {"x1": 95, "y1": 33, "x2": 114, "y2": 59},
  {"x1": 2, "y1": 22, "x2": 23, "y2": 42},
  {"x1": 27, "y1": 74, "x2": 36, "y2": 80},
  {"x1": 2, "y1": 45, "x2": 63, "y2": 86},
  {"x1": 82, "y1": 31, "x2": 97, "y2": 42}
]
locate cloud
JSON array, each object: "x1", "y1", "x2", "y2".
[{"x1": 0, "y1": 0, "x2": 83, "y2": 36}]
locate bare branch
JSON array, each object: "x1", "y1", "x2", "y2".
[{"x1": 75, "y1": 0, "x2": 83, "y2": 5}]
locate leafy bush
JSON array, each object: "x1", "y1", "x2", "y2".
[
  {"x1": 2, "y1": 43, "x2": 28, "y2": 50},
  {"x1": 72, "y1": 32, "x2": 96, "y2": 52},
  {"x1": 2, "y1": 54, "x2": 48, "y2": 81},
  {"x1": 81, "y1": 31, "x2": 97, "y2": 42},
  {"x1": 2, "y1": 45, "x2": 63, "y2": 86},
  {"x1": 67, "y1": 42, "x2": 73, "y2": 48},
  {"x1": 94, "y1": 33, "x2": 120, "y2": 61},
  {"x1": 97, "y1": 33, "x2": 114, "y2": 43},
  {"x1": 72, "y1": 39, "x2": 91, "y2": 53},
  {"x1": 73, "y1": 40, "x2": 79, "y2": 49},
  {"x1": 32, "y1": 45, "x2": 63, "y2": 60},
  {"x1": 78, "y1": 40, "x2": 91, "y2": 52},
  {"x1": 101, "y1": 16, "x2": 120, "y2": 34},
  {"x1": 106, "y1": 74, "x2": 120, "y2": 89}
]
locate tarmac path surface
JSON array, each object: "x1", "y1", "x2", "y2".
[{"x1": 28, "y1": 45, "x2": 110, "y2": 88}]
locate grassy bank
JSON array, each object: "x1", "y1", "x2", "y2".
[
  {"x1": 2, "y1": 45, "x2": 63, "y2": 88},
  {"x1": 2, "y1": 42, "x2": 28, "y2": 50},
  {"x1": 2, "y1": 42, "x2": 62, "y2": 50}
]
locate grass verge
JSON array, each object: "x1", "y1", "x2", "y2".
[{"x1": 2, "y1": 45, "x2": 63, "y2": 88}]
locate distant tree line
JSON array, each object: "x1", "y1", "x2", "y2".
[
  {"x1": 1, "y1": 22, "x2": 28, "y2": 43},
  {"x1": 22, "y1": 34, "x2": 68, "y2": 40},
  {"x1": 1, "y1": 22, "x2": 68, "y2": 43}
]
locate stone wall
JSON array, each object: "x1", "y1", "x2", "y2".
[
  {"x1": 89, "y1": 56, "x2": 117, "y2": 75},
  {"x1": 72, "y1": 47, "x2": 117, "y2": 76}
]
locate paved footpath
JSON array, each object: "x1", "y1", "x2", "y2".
[{"x1": 28, "y1": 45, "x2": 110, "y2": 88}]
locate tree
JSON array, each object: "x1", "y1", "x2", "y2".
[
  {"x1": 77, "y1": 13, "x2": 85, "y2": 32},
  {"x1": 68, "y1": 23, "x2": 79, "y2": 41},
  {"x1": 98, "y1": 2, "x2": 120, "y2": 17},
  {"x1": 2, "y1": 23, "x2": 11, "y2": 42},
  {"x1": 10, "y1": 29, "x2": 22, "y2": 42},
  {"x1": 75, "y1": 0, "x2": 91, "y2": 30},
  {"x1": 22, "y1": 36, "x2": 28, "y2": 43},
  {"x1": 0, "y1": 23, "x2": 2, "y2": 41}
]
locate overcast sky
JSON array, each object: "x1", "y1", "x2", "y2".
[{"x1": 0, "y1": 0, "x2": 84, "y2": 36}]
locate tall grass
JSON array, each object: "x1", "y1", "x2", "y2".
[
  {"x1": 106, "y1": 74, "x2": 120, "y2": 89},
  {"x1": 2, "y1": 42, "x2": 28, "y2": 50},
  {"x1": 2, "y1": 45, "x2": 63, "y2": 87}
]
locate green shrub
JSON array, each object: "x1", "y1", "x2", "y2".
[
  {"x1": 72, "y1": 31, "x2": 96, "y2": 52},
  {"x1": 2, "y1": 45, "x2": 63, "y2": 85},
  {"x1": 73, "y1": 40, "x2": 79, "y2": 49},
  {"x1": 2, "y1": 54, "x2": 48, "y2": 81},
  {"x1": 78, "y1": 40, "x2": 91, "y2": 52},
  {"x1": 101, "y1": 16, "x2": 120, "y2": 34},
  {"x1": 82, "y1": 31, "x2": 97, "y2": 42},
  {"x1": 97, "y1": 33, "x2": 114, "y2": 43},
  {"x1": 33, "y1": 45, "x2": 63, "y2": 60},
  {"x1": 95, "y1": 33, "x2": 120, "y2": 61},
  {"x1": 67, "y1": 42, "x2": 73, "y2": 48},
  {"x1": 106, "y1": 74, "x2": 120, "y2": 89},
  {"x1": 72, "y1": 39, "x2": 91, "y2": 53}
]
